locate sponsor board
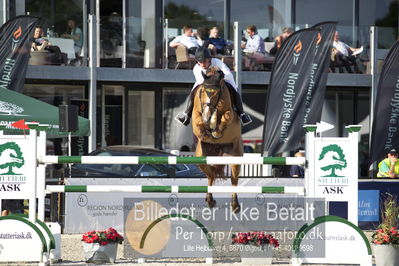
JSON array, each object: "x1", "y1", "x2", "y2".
[
  {"x1": 0, "y1": 134, "x2": 36, "y2": 199},
  {"x1": 0, "y1": 217, "x2": 45, "y2": 262},
  {"x1": 358, "y1": 190, "x2": 379, "y2": 222},
  {"x1": 292, "y1": 216, "x2": 372, "y2": 265},
  {"x1": 123, "y1": 196, "x2": 325, "y2": 259},
  {"x1": 307, "y1": 128, "x2": 359, "y2": 225}
]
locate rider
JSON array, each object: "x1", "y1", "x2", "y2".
[{"x1": 175, "y1": 47, "x2": 252, "y2": 126}]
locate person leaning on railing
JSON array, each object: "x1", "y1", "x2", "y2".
[{"x1": 377, "y1": 149, "x2": 399, "y2": 178}]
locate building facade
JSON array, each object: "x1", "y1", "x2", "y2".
[{"x1": 2, "y1": 0, "x2": 398, "y2": 177}]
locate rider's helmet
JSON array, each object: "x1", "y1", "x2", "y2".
[{"x1": 195, "y1": 47, "x2": 212, "y2": 62}]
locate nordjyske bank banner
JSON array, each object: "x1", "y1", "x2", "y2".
[
  {"x1": 370, "y1": 39, "x2": 399, "y2": 164},
  {"x1": 262, "y1": 28, "x2": 319, "y2": 155}
]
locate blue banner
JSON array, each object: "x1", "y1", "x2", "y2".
[{"x1": 358, "y1": 190, "x2": 379, "y2": 222}]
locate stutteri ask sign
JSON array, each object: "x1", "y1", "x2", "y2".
[
  {"x1": 0, "y1": 135, "x2": 36, "y2": 198},
  {"x1": 306, "y1": 127, "x2": 359, "y2": 225},
  {"x1": 314, "y1": 138, "x2": 357, "y2": 199}
]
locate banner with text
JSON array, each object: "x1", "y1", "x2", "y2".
[
  {"x1": 262, "y1": 28, "x2": 319, "y2": 155},
  {"x1": 0, "y1": 16, "x2": 38, "y2": 92},
  {"x1": 369, "y1": 39, "x2": 399, "y2": 164},
  {"x1": 303, "y1": 22, "x2": 337, "y2": 124}
]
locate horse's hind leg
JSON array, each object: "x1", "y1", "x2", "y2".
[
  {"x1": 205, "y1": 169, "x2": 216, "y2": 208},
  {"x1": 230, "y1": 164, "x2": 241, "y2": 213}
]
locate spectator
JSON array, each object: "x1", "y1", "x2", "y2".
[
  {"x1": 269, "y1": 27, "x2": 294, "y2": 56},
  {"x1": 31, "y1": 26, "x2": 50, "y2": 51},
  {"x1": 175, "y1": 47, "x2": 252, "y2": 127},
  {"x1": 290, "y1": 151, "x2": 305, "y2": 177},
  {"x1": 377, "y1": 149, "x2": 399, "y2": 178},
  {"x1": 241, "y1": 25, "x2": 265, "y2": 55},
  {"x1": 170, "y1": 25, "x2": 200, "y2": 55},
  {"x1": 61, "y1": 19, "x2": 83, "y2": 56},
  {"x1": 241, "y1": 25, "x2": 266, "y2": 69},
  {"x1": 195, "y1": 27, "x2": 209, "y2": 47},
  {"x1": 1, "y1": 200, "x2": 24, "y2": 216},
  {"x1": 332, "y1": 31, "x2": 364, "y2": 73},
  {"x1": 205, "y1": 26, "x2": 229, "y2": 55}
]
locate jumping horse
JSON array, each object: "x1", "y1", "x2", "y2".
[{"x1": 191, "y1": 66, "x2": 243, "y2": 213}]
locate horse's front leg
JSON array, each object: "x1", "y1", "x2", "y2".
[
  {"x1": 193, "y1": 111, "x2": 210, "y2": 141},
  {"x1": 212, "y1": 110, "x2": 233, "y2": 139}
]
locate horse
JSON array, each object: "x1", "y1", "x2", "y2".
[{"x1": 191, "y1": 66, "x2": 243, "y2": 213}]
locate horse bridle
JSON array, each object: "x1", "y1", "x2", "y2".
[{"x1": 199, "y1": 86, "x2": 222, "y2": 125}]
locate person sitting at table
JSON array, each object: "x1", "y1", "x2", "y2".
[
  {"x1": 269, "y1": 27, "x2": 294, "y2": 56},
  {"x1": 61, "y1": 19, "x2": 83, "y2": 56},
  {"x1": 169, "y1": 25, "x2": 200, "y2": 55},
  {"x1": 331, "y1": 31, "x2": 364, "y2": 73},
  {"x1": 31, "y1": 26, "x2": 51, "y2": 51},
  {"x1": 204, "y1": 26, "x2": 230, "y2": 55},
  {"x1": 241, "y1": 25, "x2": 266, "y2": 70},
  {"x1": 195, "y1": 27, "x2": 209, "y2": 47}
]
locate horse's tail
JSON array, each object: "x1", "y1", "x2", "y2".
[{"x1": 214, "y1": 165, "x2": 226, "y2": 180}]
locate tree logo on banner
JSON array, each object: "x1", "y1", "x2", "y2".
[
  {"x1": 0, "y1": 142, "x2": 25, "y2": 175},
  {"x1": 318, "y1": 144, "x2": 347, "y2": 177}
]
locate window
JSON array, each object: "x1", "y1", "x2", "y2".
[{"x1": 295, "y1": 0, "x2": 355, "y2": 44}]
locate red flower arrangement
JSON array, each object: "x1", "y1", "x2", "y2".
[
  {"x1": 371, "y1": 193, "x2": 399, "y2": 246},
  {"x1": 371, "y1": 225, "x2": 399, "y2": 246},
  {"x1": 232, "y1": 232, "x2": 279, "y2": 248},
  {"x1": 82, "y1": 227, "x2": 124, "y2": 246}
]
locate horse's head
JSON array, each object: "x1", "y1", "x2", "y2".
[
  {"x1": 201, "y1": 66, "x2": 225, "y2": 98},
  {"x1": 199, "y1": 67, "x2": 225, "y2": 131}
]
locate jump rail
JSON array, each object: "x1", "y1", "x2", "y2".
[
  {"x1": 46, "y1": 185, "x2": 305, "y2": 195},
  {"x1": 38, "y1": 155, "x2": 305, "y2": 165}
]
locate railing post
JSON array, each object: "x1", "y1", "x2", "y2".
[
  {"x1": 164, "y1": 19, "x2": 169, "y2": 69},
  {"x1": 88, "y1": 14, "x2": 97, "y2": 152},
  {"x1": 369, "y1": 26, "x2": 378, "y2": 176},
  {"x1": 304, "y1": 125, "x2": 317, "y2": 197},
  {"x1": 233, "y1": 21, "x2": 242, "y2": 94}
]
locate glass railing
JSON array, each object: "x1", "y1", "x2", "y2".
[{"x1": 28, "y1": 18, "x2": 396, "y2": 74}]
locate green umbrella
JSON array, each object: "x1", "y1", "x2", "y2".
[{"x1": 0, "y1": 88, "x2": 90, "y2": 137}]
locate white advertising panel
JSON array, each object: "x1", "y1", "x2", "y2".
[
  {"x1": 0, "y1": 134, "x2": 36, "y2": 199},
  {"x1": 314, "y1": 137, "x2": 357, "y2": 201},
  {"x1": 0, "y1": 219, "x2": 44, "y2": 262},
  {"x1": 293, "y1": 217, "x2": 372, "y2": 266}
]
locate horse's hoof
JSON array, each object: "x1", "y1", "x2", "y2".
[
  {"x1": 206, "y1": 198, "x2": 217, "y2": 208},
  {"x1": 212, "y1": 131, "x2": 222, "y2": 139},
  {"x1": 231, "y1": 203, "x2": 240, "y2": 213}
]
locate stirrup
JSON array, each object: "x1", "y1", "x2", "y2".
[
  {"x1": 240, "y1": 113, "x2": 252, "y2": 126},
  {"x1": 175, "y1": 112, "x2": 190, "y2": 126}
]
